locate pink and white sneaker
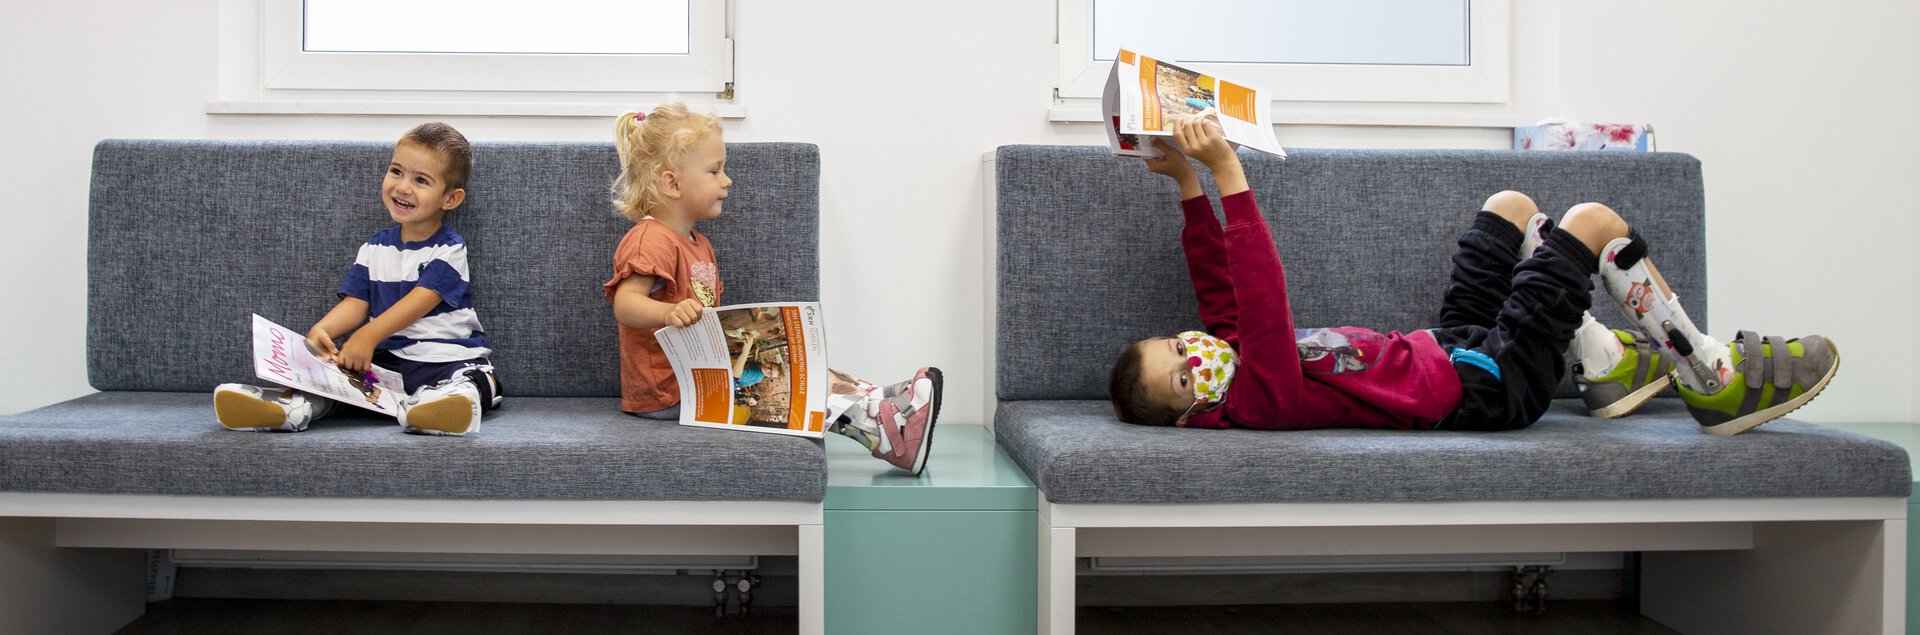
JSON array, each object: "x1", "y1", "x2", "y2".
[{"x1": 871, "y1": 367, "x2": 942, "y2": 475}]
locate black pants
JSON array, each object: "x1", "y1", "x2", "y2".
[{"x1": 1428, "y1": 212, "x2": 1599, "y2": 431}]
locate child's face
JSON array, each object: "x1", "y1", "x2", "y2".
[
  {"x1": 382, "y1": 142, "x2": 464, "y2": 229},
  {"x1": 666, "y1": 133, "x2": 730, "y2": 221},
  {"x1": 1135, "y1": 336, "x2": 1198, "y2": 415}
]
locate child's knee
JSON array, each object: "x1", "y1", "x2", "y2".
[
  {"x1": 1558, "y1": 202, "x2": 1630, "y2": 253},
  {"x1": 1561, "y1": 202, "x2": 1624, "y2": 226},
  {"x1": 1482, "y1": 190, "x2": 1539, "y2": 228}
]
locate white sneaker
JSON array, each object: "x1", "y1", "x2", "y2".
[
  {"x1": 400, "y1": 380, "x2": 482, "y2": 436},
  {"x1": 213, "y1": 384, "x2": 321, "y2": 432}
]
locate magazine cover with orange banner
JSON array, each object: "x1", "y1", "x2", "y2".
[
  {"x1": 1103, "y1": 48, "x2": 1286, "y2": 160},
  {"x1": 653, "y1": 302, "x2": 827, "y2": 438}
]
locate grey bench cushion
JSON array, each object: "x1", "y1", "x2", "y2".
[
  {"x1": 0, "y1": 392, "x2": 825, "y2": 501},
  {"x1": 991, "y1": 145, "x2": 1910, "y2": 505},
  {"x1": 996, "y1": 398, "x2": 1910, "y2": 504}
]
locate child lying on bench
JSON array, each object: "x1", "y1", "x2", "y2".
[{"x1": 1108, "y1": 117, "x2": 1837, "y2": 435}]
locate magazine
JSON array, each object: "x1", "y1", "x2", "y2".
[
  {"x1": 1103, "y1": 48, "x2": 1287, "y2": 160},
  {"x1": 653, "y1": 303, "x2": 828, "y2": 438},
  {"x1": 249, "y1": 314, "x2": 405, "y2": 415}
]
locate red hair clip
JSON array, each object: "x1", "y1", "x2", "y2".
[{"x1": 633, "y1": 111, "x2": 646, "y2": 122}]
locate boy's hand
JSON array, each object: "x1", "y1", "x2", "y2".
[
  {"x1": 1169, "y1": 116, "x2": 1236, "y2": 171},
  {"x1": 335, "y1": 332, "x2": 377, "y2": 373},
  {"x1": 1144, "y1": 138, "x2": 1203, "y2": 199},
  {"x1": 665, "y1": 298, "x2": 706, "y2": 328},
  {"x1": 1142, "y1": 139, "x2": 1193, "y2": 178},
  {"x1": 306, "y1": 327, "x2": 339, "y2": 362},
  {"x1": 1170, "y1": 115, "x2": 1248, "y2": 196}
]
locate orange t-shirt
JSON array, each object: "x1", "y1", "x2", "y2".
[{"x1": 603, "y1": 218, "x2": 723, "y2": 413}]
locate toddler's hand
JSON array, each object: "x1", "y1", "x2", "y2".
[
  {"x1": 1142, "y1": 139, "x2": 1193, "y2": 179},
  {"x1": 335, "y1": 332, "x2": 376, "y2": 373},
  {"x1": 666, "y1": 298, "x2": 706, "y2": 328},
  {"x1": 306, "y1": 327, "x2": 339, "y2": 362}
]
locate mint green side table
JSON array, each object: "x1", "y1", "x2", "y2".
[
  {"x1": 824, "y1": 424, "x2": 1037, "y2": 635},
  {"x1": 1822, "y1": 422, "x2": 1918, "y2": 635}
]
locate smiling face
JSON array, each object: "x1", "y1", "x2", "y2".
[
  {"x1": 664, "y1": 133, "x2": 731, "y2": 221},
  {"x1": 1134, "y1": 336, "x2": 1199, "y2": 420},
  {"x1": 382, "y1": 142, "x2": 465, "y2": 239}
]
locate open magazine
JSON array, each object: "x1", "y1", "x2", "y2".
[
  {"x1": 654, "y1": 303, "x2": 828, "y2": 438},
  {"x1": 1103, "y1": 48, "x2": 1286, "y2": 160},
  {"x1": 249, "y1": 314, "x2": 405, "y2": 415}
]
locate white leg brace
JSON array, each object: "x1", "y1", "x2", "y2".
[
  {"x1": 1518, "y1": 212, "x2": 1551, "y2": 259},
  {"x1": 1597, "y1": 234, "x2": 1731, "y2": 393},
  {"x1": 825, "y1": 371, "x2": 890, "y2": 453}
]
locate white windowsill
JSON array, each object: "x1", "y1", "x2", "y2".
[
  {"x1": 1047, "y1": 104, "x2": 1535, "y2": 129},
  {"x1": 208, "y1": 101, "x2": 749, "y2": 119}
]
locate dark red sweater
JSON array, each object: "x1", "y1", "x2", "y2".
[{"x1": 1181, "y1": 191, "x2": 1463, "y2": 430}]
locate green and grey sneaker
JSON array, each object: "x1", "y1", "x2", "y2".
[
  {"x1": 1677, "y1": 331, "x2": 1839, "y2": 436},
  {"x1": 1575, "y1": 329, "x2": 1675, "y2": 419}
]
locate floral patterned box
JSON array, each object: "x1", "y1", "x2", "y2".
[{"x1": 1513, "y1": 122, "x2": 1655, "y2": 152}]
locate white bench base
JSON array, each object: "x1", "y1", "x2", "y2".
[
  {"x1": 1038, "y1": 497, "x2": 1906, "y2": 634},
  {"x1": 0, "y1": 493, "x2": 826, "y2": 634}
]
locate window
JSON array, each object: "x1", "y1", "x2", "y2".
[
  {"x1": 1057, "y1": 0, "x2": 1509, "y2": 105},
  {"x1": 261, "y1": 0, "x2": 730, "y2": 94},
  {"x1": 302, "y1": 0, "x2": 689, "y2": 55}
]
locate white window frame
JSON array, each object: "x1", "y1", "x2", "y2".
[
  {"x1": 1056, "y1": 0, "x2": 1510, "y2": 105},
  {"x1": 261, "y1": 0, "x2": 730, "y2": 93}
]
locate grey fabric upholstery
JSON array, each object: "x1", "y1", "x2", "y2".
[
  {"x1": 86, "y1": 140, "x2": 819, "y2": 397},
  {"x1": 995, "y1": 145, "x2": 1705, "y2": 402},
  {"x1": 991, "y1": 145, "x2": 1909, "y2": 505},
  {"x1": 995, "y1": 399, "x2": 1909, "y2": 504},
  {"x1": 1, "y1": 139, "x2": 826, "y2": 502},
  {"x1": 0, "y1": 392, "x2": 824, "y2": 501}
]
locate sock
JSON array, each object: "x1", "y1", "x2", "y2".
[
  {"x1": 305, "y1": 394, "x2": 336, "y2": 422},
  {"x1": 1570, "y1": 313, "x2": 1624, "y2": 380}
]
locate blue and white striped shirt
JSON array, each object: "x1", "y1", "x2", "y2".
[{"x1": 338, "y1": 225, "x2": 492, "y2": 363}]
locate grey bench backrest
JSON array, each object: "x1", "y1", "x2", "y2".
[
  {"x1": 87, "y1": 140, "x2": 819, "y2": 397},
  {"x1": 994, "y1": 146, "x2": 1706, "y2": 401}
]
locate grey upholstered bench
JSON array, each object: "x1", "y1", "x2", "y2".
[
  {"x1": 0, "y1": 140, "x2": 829, "y2": 633},
  {"x1": 986, "y1": 145, "x2": 1911, "y2": 634}
]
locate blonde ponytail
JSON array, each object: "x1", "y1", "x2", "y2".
[{"x1": 611, "y1": 99, "x2": 722, "y2": 222}]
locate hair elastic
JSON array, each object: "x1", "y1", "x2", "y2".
[{"x1": 633, "y1": 111, "x2": 646, "y2": 122}]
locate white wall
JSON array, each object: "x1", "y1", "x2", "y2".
[
  {"x1": 1557, "y1": 2, "x2": 1917, "y2": 426},
  {"x1": 3, "y1": 1, "x2": 1915, "y2": 426}
]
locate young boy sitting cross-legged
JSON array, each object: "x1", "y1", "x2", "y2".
[{"x1": 213, "y1": 122, "x2": 504, "y2": 436}]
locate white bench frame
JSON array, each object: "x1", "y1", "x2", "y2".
[
  {"x1": 982, "y1": 151, "x2": 1907, "y2": 634},
  {"x1": 1034, "y1": 497, "x2": 1904, "y2": 634},
  {"x1": 0, "y1": 493, "x2": 825, "y2": 634}
]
